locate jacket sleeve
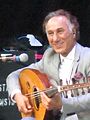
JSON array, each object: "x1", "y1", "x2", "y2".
[
  {"x1": 6, "y1": 51, "x2": 46, "y2": 98},
  {"x1": 62, "y1": 93, "x2": 90, "y2": 114}
]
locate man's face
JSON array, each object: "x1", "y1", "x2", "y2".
[{"x1": 45, "y1": 16, "x2": 76, "y2": 56}]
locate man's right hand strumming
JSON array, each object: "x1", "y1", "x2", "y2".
[{"x1": 14, "y1": 93, "x2": 33, "y2": 115}]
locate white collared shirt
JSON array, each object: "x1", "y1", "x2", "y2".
[
  {"x1": 59, "y1": 45, "x2": 76, "y2": 86},
  {"x1": 59, "y1": 45, "x2": 78, "y2": 120}
]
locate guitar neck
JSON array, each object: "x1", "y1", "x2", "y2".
[
  {"x1": 45, "y1": 82, "x2": 90, "y2": 98},
  {"x1": 59, "y1": 82, "x2": 90, "y2": 92}
]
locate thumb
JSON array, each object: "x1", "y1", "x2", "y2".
[{"x1": 25, "y1": 98, "x2": 32, "y2": 109}]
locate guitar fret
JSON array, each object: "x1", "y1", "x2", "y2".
[
  {"x1": 60, "y1": 82, "x2": 90, "y2": 92},
  {"x1": 58, "y1": 82, "x2": 90, "y2": 97}
]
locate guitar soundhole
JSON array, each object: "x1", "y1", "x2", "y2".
[{"x1": 33, "y1": 87, "x2": 41, "y2": 110}]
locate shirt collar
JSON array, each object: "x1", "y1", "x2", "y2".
[{"x1": 60, "y1": 44, "x2": 76, "y2": 62}]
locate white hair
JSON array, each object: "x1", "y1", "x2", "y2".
[{"x1": 66, "y1": 19, "x2": 74, "y2": 33}]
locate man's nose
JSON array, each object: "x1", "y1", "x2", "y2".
[{"x1": 53, "y1": 33, "x2": 59, "y2": 41}]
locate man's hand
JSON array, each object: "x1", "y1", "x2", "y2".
[
  {"x1": 14, "y1": 93, "x2": 33, "y2": 115},
  {"x1": 41, "y1": 92, "x2": 62, "y2": 110}
]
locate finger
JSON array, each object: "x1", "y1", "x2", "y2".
[
  {"x1": 41, "y1": 92, "x2": 51, "y2": 102},
  {"x1": 40, "y1": 92, "x2": 53, "y2": 110},
  {"x1": 19, "y1": 104, "x2": 32, "y2": 114}
]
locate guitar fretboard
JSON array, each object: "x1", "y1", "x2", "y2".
[{"x1": 57, "y1": 82, "x2": 90, "y2": 97}]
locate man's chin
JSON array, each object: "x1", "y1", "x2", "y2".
[{"x1": 54, "y1": 49, "x2": 62, "y2": 54}]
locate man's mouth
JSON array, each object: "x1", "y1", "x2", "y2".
[{"x1": 54, "y1": 41, "x2": 64, "y2": 48}]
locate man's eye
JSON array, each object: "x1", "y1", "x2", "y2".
[
  {"x1": 58, "y1": 29, "x2": 64, "y2": 34},
  {"x1": 48, "y1": 32, "x2": 53, "y2": 35}
]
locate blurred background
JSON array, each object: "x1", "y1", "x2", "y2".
[
  {"x1": 0, "y1": 0, "x2": 90, "y2": 120},
  {"x1": 0, "y1": 0, "x2": 90, "y2": 49}
]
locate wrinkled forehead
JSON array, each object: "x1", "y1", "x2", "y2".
[
  {"x1": 45, "y1": 16, "x2": 73, "y2": 31},
  {"x1": 48, "y1": 16, "x2": 68, "y2": 24}
]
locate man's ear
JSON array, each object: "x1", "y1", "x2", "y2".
[{"x1": 72, "y1": 28, "x2": 76, "y2": 35}]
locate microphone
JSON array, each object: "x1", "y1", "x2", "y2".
[{"x1": 0, "y1": 53, "x2": 29, "y2": 62}]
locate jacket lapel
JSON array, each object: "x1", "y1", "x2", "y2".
[
  {"x1": 71, "y1": 43, "x2": 82, "y2": 79},
  {"x1": 52, "y1": 53, "x2": 61, "y2": 80},
  {"x1": 50, "y1": 43, "x2": 83, "y2": 83}
]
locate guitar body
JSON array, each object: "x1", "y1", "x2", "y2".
[
  {"x1": 19, "y1": 68, "x2": 54, "y2": 120},
  {"x1": 19, "y1": 68, "x2": 90, "y2": 120}
]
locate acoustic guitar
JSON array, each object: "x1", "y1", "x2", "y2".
[{"x1": 19, "y1": 68, "x2": 90, "y2": 120}]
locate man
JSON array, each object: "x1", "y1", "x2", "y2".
[{"x1": 6, "y1": 9, "x2": 90, "y2": 120}]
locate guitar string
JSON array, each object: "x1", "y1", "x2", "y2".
[
  {"x1": 25, "y1": 87, "x2": 57, "y2": 98},
  {"x1": 26, "y1": 82, "x2": 90, "y2": 97},
  {"x1": 25, "y1": 82, "x2": 90, "y2": 100}
]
